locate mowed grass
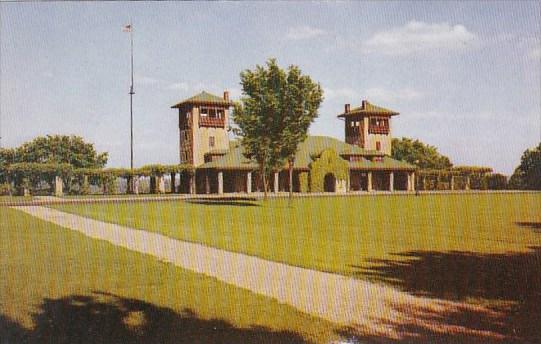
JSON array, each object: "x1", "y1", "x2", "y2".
[
  {"x1": 0, "y1": 207, "x2": 340, "y2": 343},
  {"x1": 54, "y1": 193, "x2": 541, "y2": 277},
  {"x1": 0, "y1": 196, "x2": 33, "y2": 202}
]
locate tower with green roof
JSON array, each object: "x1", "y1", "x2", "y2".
[
  {"x1": 171, "y1": 91, "x2": 233, "y2": 166},
  {"x1": 338, "y1": 100, "x2": 399, "y2": 155}
]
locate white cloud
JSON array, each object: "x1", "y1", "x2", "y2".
[
  {"x1": 324, "y1": 86, "x2": 424, "y2": 104},
  {"x1": 364, "y1": 87, "x2": 423, "y2": 103},
  {"x1": 286, "y1": 25, "x2": 326, "y2": 40},
  {"x1": 323, "y1": 87, "x2": 358, "y2": 101},
  {"x1": 362, "y1": 21, "x2": 477, "y2": 55},
  {"x1": 529, "y1": 47, "x2": 541, "y2": 59},
  {"x1": 167, "y1": 82, "x2": 190, "y2": 91}
]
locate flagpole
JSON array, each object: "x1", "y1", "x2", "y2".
[{"x1": 129, "y1": 24, "x2": 134, "y2": 172}]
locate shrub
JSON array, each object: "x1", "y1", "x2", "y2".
[
  {"x1": 299, "y1": 172, "x2": 309, "y2": 193},
  {"x1": 0, "y1": 183, "x2": 11, "y2": 196},
  {"x1": 486, "y1": 173, "x2": 508, "y2": 190}
]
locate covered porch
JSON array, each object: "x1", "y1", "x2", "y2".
[{"x1": 349, "y1": 170, "x2": 416, "y2": 192}]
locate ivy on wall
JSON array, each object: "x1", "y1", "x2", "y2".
[
  {"x1": 299, "y1": 172, "x2": 309, "y2": 193},
  {"x1": 309, "y1": 149, "x2": 349, "y2": 193}
]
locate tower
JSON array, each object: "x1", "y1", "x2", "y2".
[
  {"x1": 338, "y1": 100, "x2": 399, "y2": 155},
  {"x1": 171, "y1": 91, "x2": 232, "y2": 166}
]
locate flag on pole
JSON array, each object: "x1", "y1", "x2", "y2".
[{"x1": 122, "y1": 24, "x2": 132, "y2": 32}]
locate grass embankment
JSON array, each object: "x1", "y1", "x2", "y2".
[
  {"x1": 54, "y1": 193, "x2": 541, "y2": 277},
  {"x1": 0, "y1": 207, "x2": 340, "y2": 343}
]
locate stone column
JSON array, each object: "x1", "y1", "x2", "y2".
[
  {"x1": 411, "y1": 172, "x2": 415, "y2": 191},
  {"x1": 407, "y1": 172, "x2": 411, "y2": 191},
  {"x1": 389, "y1": 172, "x2": 394, "y2": 192},
  {"x1": 367, "y1": 172, "x2": 373, "y2": 192},
  {"x1": 205, "y1": 173, "x2": 210, "y2": 194},
  {"x1": 450, "y1": 175, "x2": 455, "y2": 191},
  {"x1": 465, "y1": 176, "x2": 471, "y2": 190},
  {"x1": 273, "y1": 172, "x2": 279, "y2": 193},
  {"x1": 218, "y1": 171, "x2": 224, "y2": 194},
  {"x1": 133, "y1": 176, "x2": 139, "y2": 195},
  {"x1": 246, "y1": 172, "x2": 252, "y2": 193},
  {"x1": 159, "y1": 176, "x2": 166, "y2": 194},
  {"x1": 54, "y1": 176, "x2": 63, "y2": 197}
]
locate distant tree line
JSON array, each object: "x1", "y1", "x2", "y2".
[
  {"x1": 392, "y1": 137, "x2": 541, "y2": 190},
  {"x1": 508, "y1": 142, "x2": 541, "y2": 190}
]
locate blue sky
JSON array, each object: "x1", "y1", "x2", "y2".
[{"x1": 1, "y1": 1, "x2": 539, "y2": 174}]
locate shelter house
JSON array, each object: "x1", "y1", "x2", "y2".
[{"x1": 171, "y1": 91, "x2": 416, "y2": 194}]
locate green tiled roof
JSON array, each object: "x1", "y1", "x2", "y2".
[
  {"x1": 338, "y1": 100, "x2": 399, "y2": 117},
  {"x1": 171, "y1": 91, "x2": 232, "y2": 108},
  {"x1": 199, "y1": 144, "x2": 258, "y2": 170},
  {"x1": 294, "y1": 136, "x2": 382, "y2": 168},
  {"x1": 349, "y1": 156, "x2": 416, "y2": 171},
  {"x1": 198, "y1": 136, "x2": 408, "y2": 171}
]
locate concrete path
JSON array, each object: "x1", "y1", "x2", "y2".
[{"x1": 13, "y1": 205, "x2": 506, "y2": 340}]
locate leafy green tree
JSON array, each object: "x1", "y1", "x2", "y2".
[
  {"x1": 509, "y1": 142, "x2": 541, "y2": 190},
  {"x1": 391, "y1": 137, "x2": 452, "y2": 169},
  {"x1": 233, "y1": 59, "x2": 323, "y2": 199},
  {"x1": 486, "y1": 173, "x2": 508, "y2": 190},
  {"x1": 13, "y1": 135, "x2": 108, "y2": 168}
]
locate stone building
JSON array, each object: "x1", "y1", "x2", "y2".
[{"x1": 171, "y1": 91, "x2": 416, "y2": 194}]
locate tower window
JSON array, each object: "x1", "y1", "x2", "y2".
[
  {"x1": 376, "y1": 141, "x2": 381, "y2": 151},
  {"x1": 209, "y1": 136, "x2": 215, "y2": 148}
]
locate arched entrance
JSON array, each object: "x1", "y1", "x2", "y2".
[{"x1": 324, "y1": 173, "x2": 336, "y2": 192}]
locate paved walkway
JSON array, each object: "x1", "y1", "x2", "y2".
[{"x1": 13, "y1": 206, "x2": 506, "y2": 340}]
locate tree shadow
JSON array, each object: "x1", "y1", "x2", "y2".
[
  {"x1": 0, "y1": 292, "x2": 309, "y2": 343},
  {"x1": 185, "y1": 200, "x2": 260, "y2": 207},
  {"x1": 337, "y1": 302, "x2": 515, "y2": 344},
  {"x1": 184, "y1": 197, "x2": 260, "y2": 207},
  {"x1": 347, "y1": 247, "x2": 541, "y2": 343},
  {"x1": 516, "y1": 222, "x2": 541, "y2": 232}
]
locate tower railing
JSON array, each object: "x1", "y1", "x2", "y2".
[{"x1": 199, "y1": 117, "x2": 225, "y2": 128}]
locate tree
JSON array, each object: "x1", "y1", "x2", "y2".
[
  {"x1": 391, "y1": 137, "x2": 452, "y2": 170},
  {"x1": 486, "y1": 173, "x2": 508, "y2": 190},
  {"x1": 509, "y1": 142, "x2": 541, "y2": 190},
  {"x1": 233, "y1": 59, "x2": 323, "y2": 199},
  {"x1": 12, "y1": 135, "x2": 108, "y2": 168}
]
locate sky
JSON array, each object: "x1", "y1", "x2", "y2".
[{"x1": 1, "y1": 1, "x2": 540, "y2": 174}]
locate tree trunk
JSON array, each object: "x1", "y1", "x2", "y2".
[
  {"x1": 288, "y1": 158, "x2": 294, "y2": 205},
  {"x1": 261, "y1": 165, "x2": 269, "y2": 200}
]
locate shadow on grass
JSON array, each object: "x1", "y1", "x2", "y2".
[
  {"x1": 185, "y1": 197, "x2": 260, "y2": 207},
  {"x1": 0, "y1": 292, "x2": 308, "y2": 343},
  {"x1": 516, "y1": 222, "x2": 541, "y2": 232},
  {"x1": 337, "y1": 302, "x2": 513, "y2": 344},
  {"x1": 346, "y1": 247, "x2": 541, "y2": 343}
]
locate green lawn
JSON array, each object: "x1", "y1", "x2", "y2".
[
  {"x1": 0, "y1": 207, "x2": 340, "y2": 343},
  {"x1": 53, "y1": 193, "x2": 541, "y2": 277},
  {"x1": 0, "y1": 196, "x2": 33, "y2": 202}
]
